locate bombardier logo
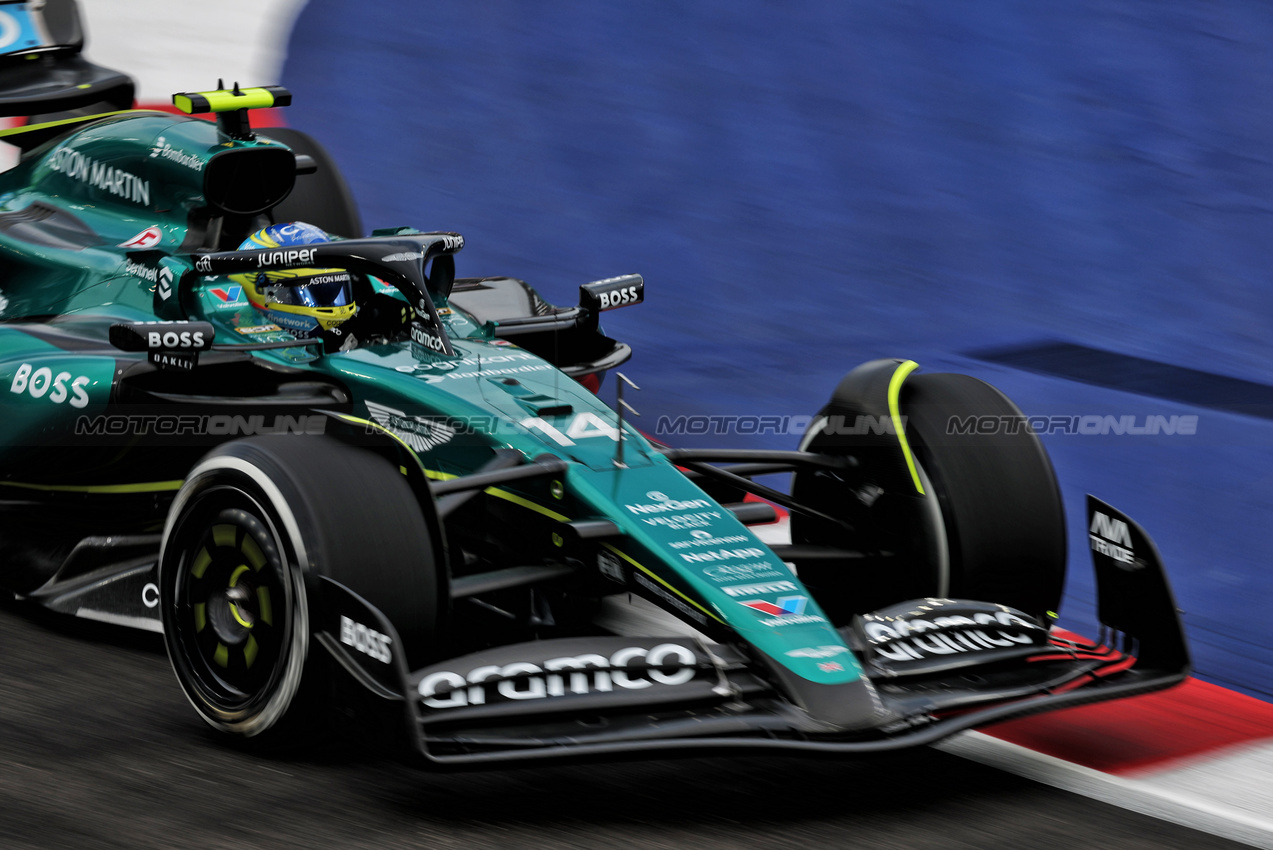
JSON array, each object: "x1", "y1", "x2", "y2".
[
  {"x1": 150, "y1": 136, "x2": 205, "y2": 171},
  {"x1": 418, "y1": 643, "x2": 697, "y2": 709},
  {"x1": 1089, "y1": 512, "x2": 1136, "y2": 566},
  {"x1": 365, "y1": 400, "x2": 456, "y2": 453}
]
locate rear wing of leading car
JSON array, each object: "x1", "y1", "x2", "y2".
[{"x1": 0, "y1": 0, "x2": 135, "y2": 118}]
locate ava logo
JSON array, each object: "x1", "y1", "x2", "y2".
[
  {"x1": 1090, "y1": 512, "x2": 1131, "y2": 546},
  {"x1": 209, "y1": 285, "x2": 243, "y2": 304},
  {"x1": 119, "y1": 226, "x2": 162, "y2": 249},
  {"x1": 740, "y1": 595, "x2": 808, "y2": 617},
  {"x1": 1089, "y1": 511, "x2": 1137, "y2": 567}
]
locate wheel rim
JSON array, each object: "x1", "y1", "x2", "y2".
[{"x1": 170, "y1": 494, "x2": 293, "y2": 717}]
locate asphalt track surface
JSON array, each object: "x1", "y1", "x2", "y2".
[{"x1": 0, "y1": 602, "x2": 1247, "y2": 850}]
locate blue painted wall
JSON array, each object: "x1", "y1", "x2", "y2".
[{"x1": 284, "y1": 1, "x2": 1273, "y2": 699}]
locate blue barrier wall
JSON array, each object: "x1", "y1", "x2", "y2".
[{"x1": 284, "y1": 1, "x2": 1273, "y2": 699}]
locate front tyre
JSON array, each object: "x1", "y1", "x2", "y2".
[
  {"x1": 792, "y1": 367, "x2": 1066, "y2": 623},
  {"x1": 160, "y1": 436, "x2": 439, "y2": 739}
]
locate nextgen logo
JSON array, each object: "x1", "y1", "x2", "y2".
[{"x1": 626, "y1": 491, "x2": 713, "y2": 515}]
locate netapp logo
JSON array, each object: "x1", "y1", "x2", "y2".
[
  {"x1": 417, "y1": 644, "x2": 697, "y2": 709},
  {"x1": 679, "y1": 548, "x2": 767, "y2": 564}
]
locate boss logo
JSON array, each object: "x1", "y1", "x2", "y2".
[
  {"x1": 581, "y1": 274, "x2": 644, "y2": 312},
  {"x1": 339, "y1": 616, "x2": 392, "y2": 664},
  {"x1": 109, "y1": 321, "x2": 215, "y2": 353},
  {"x1": 597, "y1": 285, "x2": 640, "y2": 309},
  {"x1": 9, "y1": 364, "x2": 91, "y2": 408},
  {"x1": 148, "y1": 329, "x2": 206, "y2": 349}
]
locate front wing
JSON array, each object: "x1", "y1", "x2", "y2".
[{"x1": 316, "y1": 496, "x2": 1190, "y2": 766}]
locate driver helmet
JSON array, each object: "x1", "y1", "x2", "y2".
[{"x1": 231, "y1": 222, "x2": 356, "y2": 337}]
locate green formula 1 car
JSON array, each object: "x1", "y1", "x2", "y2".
[{"x1": 0, "y1": 4, "x2": 1188, "y2": 765}]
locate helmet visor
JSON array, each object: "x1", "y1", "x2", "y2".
[{"x1": 270, "y1": 271, "x2": 353, "y2": 308}]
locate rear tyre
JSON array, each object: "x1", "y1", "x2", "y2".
[
  {"x1": 159, "y1": 435, "x2": 438, "y2": 739},
  {"x1": 792, "y1": 371, "x2": 1066, "y2": 623},
  {"x1": 261, "y1": 127, "x2": 364, "y2": 238}
]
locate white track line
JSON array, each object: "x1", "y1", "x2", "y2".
[
  {"x1": 80, "y1": 0, "x2": 309, "y2": 103},
  {"x1": 765, "y1": 513, "x2": 1273, "y2": 847},
  {"x1": 937, "y1": 731, "x2": 1273, "y2": 848}
]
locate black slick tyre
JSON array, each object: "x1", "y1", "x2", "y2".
[
  {"x1": 260, "y1": 127, "x2": 364, "y2": 238},
  {"x1": 159, "y1": 435, "x2": 438, "y2": 739},
  {"x1": 793, "y1": 370, "x2": 1066, "y2": 623}
]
